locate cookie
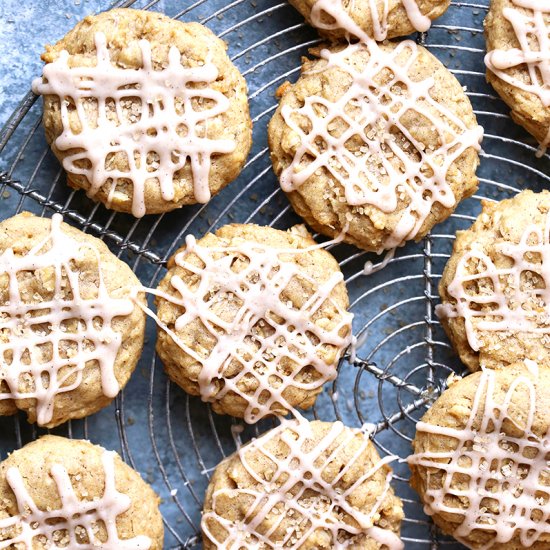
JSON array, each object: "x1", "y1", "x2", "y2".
[
  {"x1": 202, "y1": 419, "x2": 404, "y2": 549},
  {"x1": 154, "y1": 224, "x2": 353, "y2": 423},
  {"x1": 438, "y1": 190, "x2": 550, "y2": 371},
  {"x1": 0, "y1": 212, "x2": 145, "y2": 428},
  {"x1": 32, "y1": 8, "x2": 252, "y2": 217},
  {"x1": 409, "y1": 362, "x2": 550, "y2": 549},
  {"x1": 269, "y1": 40, "x2": 483, "y2": 253},
  {"x1": 289, "y1": 0, "x2": 451, "y2": 41},
  {"x1": 0, "y1": 435, "x2": 163, "y2": 548},
  {"x1": 485, "y1": 0, "x2": 550, "y2": 156}
]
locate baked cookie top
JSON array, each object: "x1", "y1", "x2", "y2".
[
  {"x1": 0, "y1": 212, "x2": 145, "y2": 428},
  {"x1": 289, "y1": 0, "x2": 451, "y2": 41},
  {"x1": 202, "y1": 419, "x2": 404, "y2": 549},
  {"x1": 409, "y1": 363, "x2": 550, "y2": 549},
  {"x1": 32, "y1": 8, "x2": 252, "y2": 217},
  {"x1": 438, "y1": 190, "x2": 550, "y2": 371},
  {"x1": 485, "y1": 0, "x2": 550, "y2": 156},
  {"x1": 269, "y1": 41, "x2": 483, "y2": 252},
  {"x1": 154, "y1": 223, "x2": 353, "y2": 423},
  {"x1": 0, "y1": 435, "x2": 163, "y2": 549}
]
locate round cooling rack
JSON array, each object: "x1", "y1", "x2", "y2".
[{"x1": 1, "y1": 0, "x2": 549, "y2": 548}]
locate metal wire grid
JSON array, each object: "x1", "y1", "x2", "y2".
[{"x1": 1, "y1": 0, "x2": 550, "y2": 547}]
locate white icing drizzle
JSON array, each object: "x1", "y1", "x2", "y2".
[
  {"x1": 409, "y1": 368, "x2": 550, "y2": 549},
  {"x1": 310, "y1": 0, "x2": 431, "y2": 41},
  {"x1": 140, "y1": 232, "x2": 353, "y2": 423},
  {"x1": 525, "y1": 358, "x2": 540, "y2": 377},
  {"x1": 364, "y1": 247, "x2": 396, "y2": 275},
  {"x1": 280, "y1": 41, "x2": 483, "y2": 250},
  {"x1": 437, "y1": 212, "x2": 550, "y2": 353},
  {"x1": 0, "y1": 450, "x2": 151, "y2": 549},
  {"x1": 32, "y1": 32, "x2": 235, "y2": 217},
  {"x1": 202, "y1": 417, "x2": 404, "y2": 549},
  {"x1": 485, "y1": 0, "x2": 550, "y2": 156},
  {"x1": 0, "y1": 214, "x2": 134, "y2": 425}
]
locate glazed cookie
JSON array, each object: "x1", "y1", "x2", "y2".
[
  {"x1": 0, "y1": 212, "x2": 145, "y2": 428},
  {"x1": 438, "y1": 190, "x2": 550, "y2": 371},
  {"x1": 485, "y1": 0, "x2": 550, "y2": 156},
  {"x1": 0, "y1": 435, "x2": 163, "y2": 548},
  {"x1": 289, "y1": 0, "x2": 451, "y2": 41},
  {"x1": 269, "y1": 40, "x2": 482, "y2": 253},
  {"x1": 409, "y1": 363, "x2": 550, "y2": 549},
  {"x1": 32, "y1": 8, "x2": 252, "y2": 217},
  {"x1": 154, "y1": 224, "x2": 353, "y2": 423},
  {"x1": 202, "y1": 419, "x2": 404, "y2": 548}
]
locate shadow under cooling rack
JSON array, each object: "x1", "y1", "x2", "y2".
[{"x1": 1, "y1": 0, "x2": 550, "y2": 548}]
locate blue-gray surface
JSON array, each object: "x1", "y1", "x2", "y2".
[
  {"x1": 0, "y1": 0, "x2": 107, "y2": 128},
  {"x1": 0, "y1": 1, "x2": 549, "y2": 549}
]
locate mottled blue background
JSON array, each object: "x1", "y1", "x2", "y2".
[{"x1": 1, "y1": 1, "x2": 109, "y2": 127}]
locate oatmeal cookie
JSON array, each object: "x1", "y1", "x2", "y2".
[
  {"x1": 410, "y1": 362, "x2": 550, "y2": 549},
  {"x1": 485, "y1": 0, "x2": 550, "y2": 156},
  {"x1": 289, "y1": 0, "x2": 451, "y2": 41},
  {"x1": 269, "y1": 40, "x2": 482, "y2": 253},
  {"x1": 202, "y1": 419, "x2": 404, "y2": 549},
  {"x1": 154, "y1": 224, "x2": 352, "y2": 423},
  {"x1": 32, "y1": 8, "x2": 252, "y2": 217},
  {"x1": 0, "y1": 435, "x2": 163, "y2": 549},
  {"x1": 0, "y1": 212, "x2": 145, "y2": 428},
  {"x1": 438, "y1": 190, "x2": 550, "y2": 371}
]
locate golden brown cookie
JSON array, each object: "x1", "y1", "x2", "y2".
[
  {"x1": 202, "y1": 419, "x2": 404, "y2": 549},
  {"x1": 485, "y1": 0, "x2": 550, "y2": 156},
  {"x1": 409, "y1": 363, "x2": 550, "y2": 549},
  {"x1": 269, "y1": 40, "x2": 482, "y2": 253},
  {"x1": 289, "y1": 0, "x2": 451, "y2": 41},
  {"x1": 0, "y1": 212, "x2": 145, "y2": 428},
  {"x1": 0, "y1": 435, "x2": 163, "y2": 549},
  {"x1": 32, "y1": 8, "x2": 252, "y2": 217},
  {"x1": 154, "y1": 224, "x2": 352, "y2": 423},
  {"x1": 438, "y1": 190, "x2": 550, "y2": 371}
]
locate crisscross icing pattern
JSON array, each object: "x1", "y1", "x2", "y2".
[
  {"x1": 485, "y1": 0, "x2": 550, "y2": 155},
  {"x1": 280, "y1": 41, "x2": 483, "y2": 249},
  {"x1": 409, "y1": 368, "x2": 550, "y2": 548},
  {"x1": 147, "y1": 233, "x2": 353, "y2": 423},
  {"x1": 437, "y1": 213, "x2": 550, "y2": 351},
  {"x1": 32, "y1": 32, "x2": 235, "y2": 217},
  {"x1": 310, "y1": 0, "x2": 431, "y2": 41},
  {"x1": 0, "y1": 451, "x2": 151, "y2": 549},
  {"x1": 0, "y1": 214, "x2": 134, "y2": 425},
  {"x1": 202, "y1": 418, "x2": 403, "y2": 549}
]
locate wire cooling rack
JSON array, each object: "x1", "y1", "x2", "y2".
[{"x1": 1, "y1": 0, "x2": 549, "y2": 548}]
